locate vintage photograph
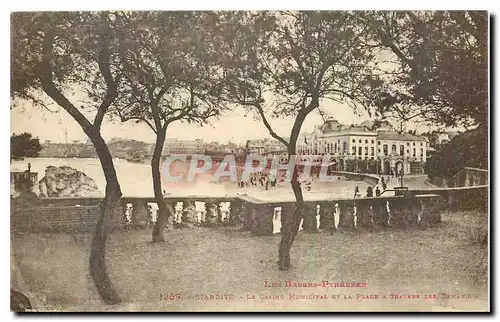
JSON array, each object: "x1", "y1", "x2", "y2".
[{"x1": 10, "y1": 11, "x2": 489, "y2": 312}]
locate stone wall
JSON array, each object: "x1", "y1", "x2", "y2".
[
  {"x1": 450, "y1": 167, "x2": 488, "y2": 187},
  {"x1": 10, "y1": 196, "x2": 124, "y2": 233},
  {"x1": 428, "y1": 167, "x2": 488, "y2": 188},
  {"x1": 238, "y1": 194, "x2": 442, "y2": 235},
  {"x1": 10, "y1": 196, "x2": 237, "y2": 233},
  {"x1": 12, "y1": 184, "x2": 483, "y2": 234},
  {"x1": 328, "y1": 171, "x2": 380, "y2": 186},
  {"x1": 409, "y1": 185, "x2": 488, "y2": 213},
  {"x1": 10, "y1": 172, "x2": 39, "y2": 196}
]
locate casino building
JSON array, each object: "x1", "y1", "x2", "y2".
[{"x1": 296, "y1": 118, "x2": 428, "y2": 175}]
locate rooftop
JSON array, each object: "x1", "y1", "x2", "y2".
[{"x1": 377, "y1": 131, "x2": 425, "y2": 142}]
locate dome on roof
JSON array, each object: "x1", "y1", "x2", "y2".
[
  {"x1": 320, "y1": 119, "x2": 342, "y2": 133},
  {"x1": 360, "y1": 120, "x2": 374, "y2": 129}
]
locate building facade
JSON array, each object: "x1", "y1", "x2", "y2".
[
  {"x1": 247, "y1": 138, "x2": 287, "y2": 155},
  {"x1": 296, "y1": 118, "x2": 428, "y2": 175},
  {"x1": 162, "y1": 138, "x2": 205, "y2": 155}
]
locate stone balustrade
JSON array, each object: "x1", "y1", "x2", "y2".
[
  {"x1": 408, "y1": 185, "x2": 488, "y2": 212},
  {"x1": 11, "y1": 195, "x2": 239, "y2": 233},
  {"x1": 119, "y1": 196, "x2": 237, "y2": 230},
  {"x1": 11, "y1": 192, "x2": 442, "y2": 234},
  {"x1": 237, "y1": 194, "x2": 442, "y2": 235},
  {"x1": 11, "y1": 171, "x2": 39, "y2": 195}
]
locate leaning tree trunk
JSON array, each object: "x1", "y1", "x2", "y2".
[
  {"x1": 38, "y1": 27, "x2": 123, "y2": 305},
  {"x1": 152, "y1": 128, "x2": 169, "y2": 243},
  {"x1": 278, "y1": 147, "x2": 306, "y2": 270},
  {"x1": 89, "y1": 131, "x2": 122, "y2": 305},
  {"x1": 278, "y1": 169, "x2": 305, "y2": 270},
  {"x1": 276, "y1": 105, "x2": 317, "y2": 270}
]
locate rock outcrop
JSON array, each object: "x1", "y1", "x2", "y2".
[{"x1": 38, "y1": 166, "x2": 102, "y2": 197}]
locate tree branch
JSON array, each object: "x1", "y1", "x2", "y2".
[
  {"x1": 123, "y1": 116, "x2": 157, "y2": 133},
  {"x1": 94, "y1": 15, "x2": 119, "y2": 130},
  {"x1": 39, "y1": 31, "x2": 95, "y2": 137},
  {"x1": 254, "y1": 103, "x2": 289, "y2": 147}
]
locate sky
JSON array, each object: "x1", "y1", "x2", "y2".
[{"x1": 11, "y1": 95, "x2": 388, "y2": 145}]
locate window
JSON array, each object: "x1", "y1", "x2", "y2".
[
  {"x1": 421, "y1": 142, "x2": 423, "y2": 146},
  {"x1": 371, "y1": 140, "x2": 374, "y2": 144},
  {"x1": 359, "y1": 139, "x2": 362, "y2": 143},
  {"x1": 378, "y1": 149, "x2": 380, "y2": 153},
  {"x1": 391, "y1": 144, "x2": 397, "y2": 154},
  {"x1": 378, "y1": 141, "x2": 381, "y2": 145},
  {"x1": 383, "y1": 144, "x2": 388, "y2": 156},
  {"x1": 400, "y1": 145, "x2": 404, "y2": 156},
  {"x1": 352, "y1": 146, "x2": 356, "y2": 155},
  {"x1": 413, "y1": 142, "x2": 415, "y2": 146},
  {"x1": 371, "y1": 147, "x2": 375, "y2": 156},
  {"x1": 407, "y1": 142, "x2": 410, "y2": 146},
  {"x1": 352, "y1": 139, "x2": 355, "y2": 143},
  {"x1": 407, "y1": 150, "x2": 410, "y2": 154},
  {"x1": 365, "y1": 139, "x2": 368, "y2": 144},
  {"x1": 371, "y1": 157, "x2": 374, "y2": 160},
  {"x1": 413, "y1": 148, "x2": 416, "y2": 157},
  {"x1": 365, "y1": 146, "x2": 368, "y2": 155},
  {"x1": 358, "y1": 146, "x2": 362, "y2": 155}
]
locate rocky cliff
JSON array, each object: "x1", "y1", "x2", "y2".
[{"x1": 38, "y1": 166, "x2": 102, "y2": 197}]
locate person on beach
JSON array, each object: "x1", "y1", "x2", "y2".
[
  {"x1": 375, "y1": 186, "x2": 381, "y2": 197},
  {"x1": 354, "y1": 186, "x2": 359, "y2": 198},
  {"x1": 366, "y1": 186, "x2": 373, "y2": 197}
]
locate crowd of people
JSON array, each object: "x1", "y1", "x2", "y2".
[
  {"x1": 237, "y1": 172, "x2": 279, "y2": 190},
  {"x1": 234, "y1": 168, "x2": 400, "y2": 198}
]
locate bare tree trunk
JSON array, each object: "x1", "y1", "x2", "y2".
[
  {"x1": 278, "y1": 172, "x2": 304, "y2": 270},
  {"x1": 276, "y1": 104, "x2": 316, "y2": 270},
  {"x1": 278, "y1": 135, "x2": 305, "y2": 270},
  {"x1": 38, "y1": 23, "x2": 123, "y2": 305},
  {"x1": 89, "y1": 132, "x2": 122, "y2": 305},
  {"x1": 152, "y1": 127, "x2": 169, "y2": 243}
]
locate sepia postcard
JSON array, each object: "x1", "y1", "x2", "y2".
[{"x1": 10, "y1": 10, "x2": 489, "y2": 312}]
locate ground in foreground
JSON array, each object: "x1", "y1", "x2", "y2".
[{"x1": 11, "y1": 211, "x2": 488, "y2": 312}]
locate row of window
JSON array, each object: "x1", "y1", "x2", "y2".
[
  {"x1": 298, "y1": 149, "x2": 426, "y2": 156},
  {"x1": 343, "y1": 139, "x2": 425, "y2": 146},
  {"x1": 296, "y1": 150, "x2": 425, "y2": 160},
  {"x1": 351, "y1": 146, "x2": 375, "y2": 156},
  {"x1": 352, "y1": 139, "x2": 376, "y2": 144},
  {"x1": 350, "y1": 145, "x2": 425, "y2": 157}
]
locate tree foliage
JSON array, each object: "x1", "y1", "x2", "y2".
[
  {"x1": 113, "y1": 11, "x2": 226, "y2": 132},
  {"x1": 111, "y1": 11, "x2": 228, "y2": 242},
  {"x1": 218, "y1": 11, "x2": 385, "y2": 270},
  {"x1": 11, "y1": 133, "x2": 42, "y2": 160},
  {"x1": 425, "y1": 126, "x2": 487, "y2": 180},
  {"x1": 361, "y1": 11, "x2": 488, "y2": 128},
  {"x1": 11, "y1": 11, "x2": 123, "y2": 304},
  {"x1": 220, "y1": 11, "x2": 385, "y2": 146}
]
